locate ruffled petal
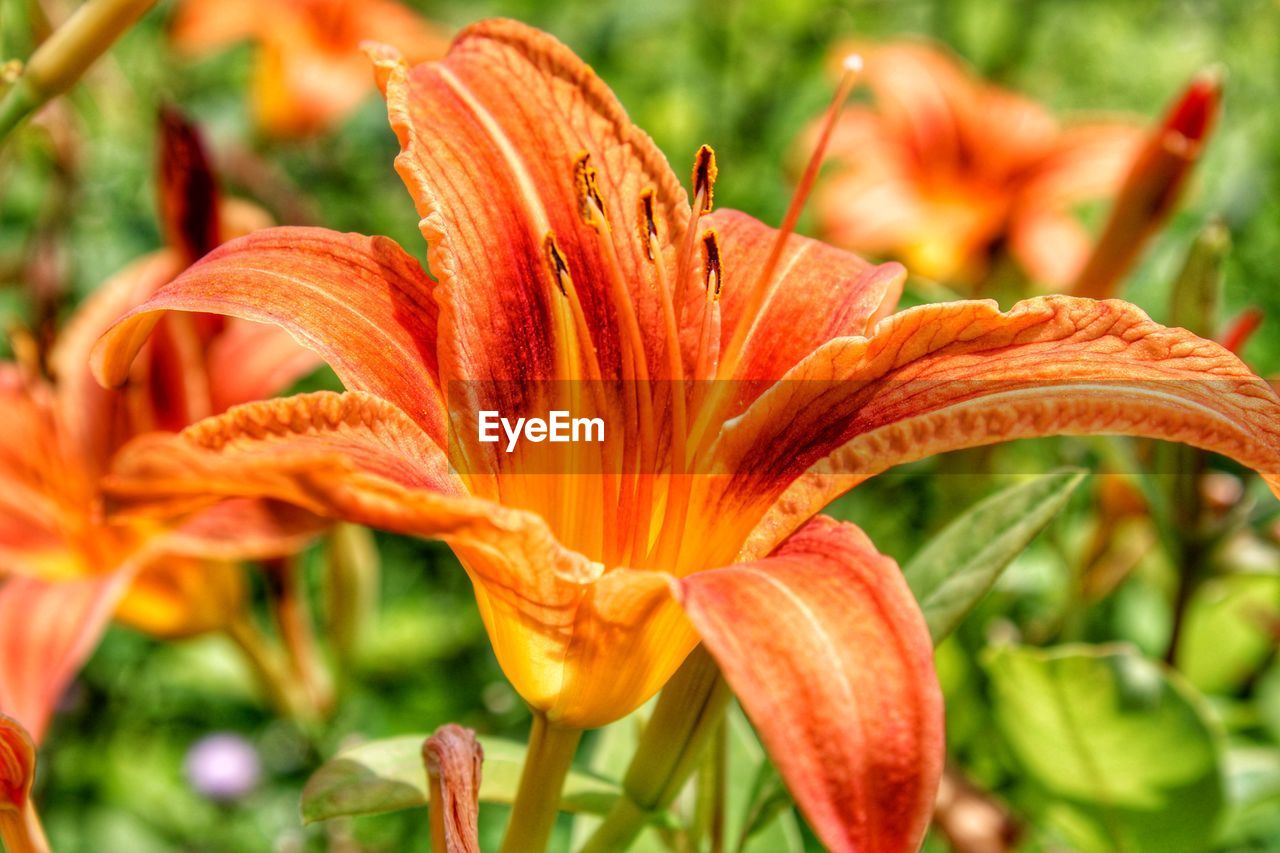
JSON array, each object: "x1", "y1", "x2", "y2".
[
  {"x1": 90, "y1": 227, "x2": 447, "y2": 445},
  {"x1": 731, "y1": 297, "x2": 1280, "y2": 558}
]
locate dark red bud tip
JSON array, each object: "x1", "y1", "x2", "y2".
[{"x1": 1164, "y1": 67, "x2": 1223, "y2": 145}]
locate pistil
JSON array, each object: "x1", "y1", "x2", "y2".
[{"x1": 716, "y1": 54, "x2": 863, "y2": 381}]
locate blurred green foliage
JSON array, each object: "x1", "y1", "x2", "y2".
[{"x1": 3, "y1": 0, "x2": 1280, "y2": 850}]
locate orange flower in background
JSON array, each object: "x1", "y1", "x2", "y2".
[
  {"x1": 171, "y1": 0, "x2": 449, "y2": 137},
  {"x1": 0, "y1": 111, "x2": 321, "y2": 641},
  {"x1": 809, "y1": 41, "x2": 1214, "y2": 290},
  {"x1": 90, "y1": 21, "x2": 1280, "y2": 850}
]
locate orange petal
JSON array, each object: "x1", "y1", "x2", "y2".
[
  {"x1": 1020, "y1": 123, "x2": 1144, "y2": 210},
  {"x1": 113, "y1": 557, "x2": 245, "y2": 638},
  {"x1": 90, "y1": 227, "x2": 447, "y2": 446},
  {"x1": 853, "y1": 41, "x2": 972, "y2": 169},
  {"x1": 50, "y1": 250, "x2": 183, "y2": 467},
  {"x1": 679, "y1": 516, "x2": 943, "y2": 852},
  {"x1": 370, "y1": 19, "x2": 691, "y2": 390},
  {"x1": 0, "y1": 367, "x2": 92, "y2": 566},
  {"x1": 704, "y1": 209, "x2": 904, "y2": 383},
  {"x1": 734, "y1": 297, "x2": 1280, "y2": 558},
  {"x1": 102, "y1": 391, "x2": 698, "y2": 726},
  {"x1": 351, "y1": 0, "x2": 450, "y2": 65},
  {"x1": 0, "y1": 573, "x2": 131, "y2": 743},
  {"x1": 204, "y1": 320, "x2": 324, "y2": 413},
  {"x1": 1007, "y1": 208, "x2": 1093, "y2": 288},
  {"x1": 166, "y1": 499, "x2": 326, "y2": 561},
  {"x1": 253, "y1": 36, "x2": 373, "y2": 138},
  {"x1": 169, "y1": 0, "x2": 268, "y2": 54}
]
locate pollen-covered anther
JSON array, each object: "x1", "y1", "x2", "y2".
[
  {"x1": 543, "y1": 232, "x2": 572, "y2": 296},
  {"x1": 573, "y1": 151, "x2": 607, "y2": 226},
  {"x1": 692, "y1": 145, "x2": 718, "y2": 214},
  {"x1": 637, "y1": 188, "x2": 659, "y2": 261},
  {"x1": 701, "y1": 229, "x2": 722, "y2": 299}
]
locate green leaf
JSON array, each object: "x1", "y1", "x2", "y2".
[
  {"x1": 300, "y1": 734, "x2": 623, "y2": 824},
  {"x1": 904, "y1": 469, "x2": 1085, "y2": 641},
  {"x1": 726, "y1": 706, "x2": 804, "y2": 853},
  {"x1": 984, "y1": 644, "x2": 1226, "y2": 852}
]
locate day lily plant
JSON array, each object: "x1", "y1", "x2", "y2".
[
  {"x1": 0, "y1": 111, "x2": 321, "y2": 722},
  {"x1": 171, "y1": 0, "x2": 448, "y2": 137},
  {"x1": 808, "y1": 40, "x2": 1216, "y2": 294},
  {"x1": 89, "y1": 20, "x2": 1280, "y2": 851}
]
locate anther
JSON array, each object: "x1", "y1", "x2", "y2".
[
  {"x1": 692, "y1": 145, "x2": 717, "y2": 214},
  {"x1": 637, "y1": 188, "x2": 658, "y2": 261},
  {"x1": 573, "y1": 151, "x2": 607, "y2": 226},
  {"x1": 701, "y1": 229, "x2": 722, "y2": 298},
  {"x1": 543, "y1": 232, "x2": 571, "y2": 296}
]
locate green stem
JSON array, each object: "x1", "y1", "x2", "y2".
[
  {"x1": 581, "y1": 647, "x2": 732, "y2": 853},
  {"x1": 0, "y1": 0, "x2": 157, "y2": 142},
  {"x1": 268, "y1": 558, "x2": 333, "y2": 719},
  {"x1": 500, "y1": 713, "x2": 583, "y2": 853}
]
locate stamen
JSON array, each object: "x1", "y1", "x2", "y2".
[
  {"x1": 641, "y1": 186, "x2": 693, "y2": 567},
  {"x1": 693, "y1": 230, "x2": 723, "y2": 388},
  {"x1": 675, "y1": 145, "x2": 718, "y2": 316},
  {"x1": 573, "y1": 151, "x2": 607, "y2": 225},
  {"x1": 701, "y1": 229, "x2": 722, "y2": 299},
  {"x1": 582, "y1": 187, "x2": 659, "y2": 564},
  {"x1": 692, "y1": 144, "x2": 717, "y2": 214},
  {"x1": 637, "y1": 189, "x2": 658, "y2": 261},
  {"x1": 716, "y1": 54, "x2": 862, "y2": 380},
  {"x1": 543, "y1": 232, "x2": 571, "y2": 297}
]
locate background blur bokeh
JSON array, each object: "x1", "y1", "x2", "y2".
[{"x1": 2, "y1": 0, "x2": 1280, "y2": 850}]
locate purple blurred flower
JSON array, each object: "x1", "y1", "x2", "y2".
[{"x1": 184, "y1": 732, "x2": 262, "y2": 801}]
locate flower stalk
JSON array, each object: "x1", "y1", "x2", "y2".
[
  {"x1": 0, "y1": 0, "x2": 158, "y2": 141},
  {"x1": 582, "y1": 647, "x2": 732, "y2": 852},
  {"x1": 500, "y1": 713, "x2": 582, "y2": 852}
]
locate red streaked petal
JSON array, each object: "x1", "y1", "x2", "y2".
[
  {"x1": 679, "y1": 516, "x2": 943, "y2": 852},
  {"x1": 90, "y1": 227, "x2": 447, "y2": 445},
  {"x1": 0, "y1": 572, "x2": 131, "y2": 743},
  {"x1": 370, "y1": 19, "x2": 691, "y2": 391},
  {"x1": 735, "y1": 297, "x2": 1280, "y2": 559},
  {"x1": 704, "y1": 209, "x2": 904, "y2": 383}
]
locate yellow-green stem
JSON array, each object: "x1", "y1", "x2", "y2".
[
  {"x1": 0, "y1": 0, "x2": 157, "y2": 141},
  {"x1": 269, "y1": 558, "x2": 333, "y2": 719},
  {"x1": 581, "y1": 647, "x2": 732, "y2": 852},
  {"x1": 224, "y1": 616, "x2": 306, "y2": 720},
  {"x1": 500, "y1": 713, "x2": 583, "y2": 853}
]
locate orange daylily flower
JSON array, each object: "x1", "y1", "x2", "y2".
[
  {"x1": 171, "y1": 0, "x2": 449, "y2": 137},
  {"x1": 810, "y1": 40, "x2": 1167, "y2": 288},
  {"x1": 90, "y1": 21, "x2": 1280, "y2": 849},
  {"x1": 0, "y1": 111, "x2": 322, "y2": 639}
]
